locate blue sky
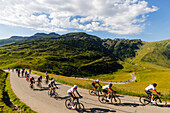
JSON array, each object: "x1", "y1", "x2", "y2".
[{"x1": 0, "y1": 0, "x2": 169, "y2": 42}]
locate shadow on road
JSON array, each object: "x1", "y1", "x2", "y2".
[
  {"x1": 157, "y1": 104, "x2": 170, "y2": 108},
  {"x1": 116, "y1": 95, "x2": 124, "y2": 97},
  {"x1": 85, "y1": 108, "x2": 116, "y2": 113},
  {"x1": 121, "y1": 103, "x2": 141, "y2": 107},
  {"x1": 33, "y1": 87, "x2": 49, "y2": 91},
  {"x1": 57, "y1": 96, "x2": 70, "y2": 100}
]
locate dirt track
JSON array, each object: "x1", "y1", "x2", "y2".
[{"x1": 7, "y1": 70, "x2": 170, "y2": 113}]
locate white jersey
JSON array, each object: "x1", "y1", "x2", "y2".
[
  {"x1": 67, "y1": 87, "x2": 77, "y2": 93},
  {"x1": 145, "y1": 84, "x2": 155, "y2": 91},
  {"x1": 102, "y1": 85, "x2": 110, "y2": 90}
]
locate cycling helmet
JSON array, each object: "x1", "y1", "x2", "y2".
[
  {"x1": 52, "y1": 80, "x2": 55, "y2": 82},
  {"x1": 109, "y1": 83, "x2": 112, "y2": 86},
  {"x1": 152, "y1": 83, "x2": 157, "y2": 87},
  {"x1": 73, "y1": 85, "x2": 77, "y2": 89},
  {"x1": 40, "y1": 76, "x2": 42, "y2": 78},
  {"x1": 96, "y1": 79, "x2": 99, "y2": 82}
]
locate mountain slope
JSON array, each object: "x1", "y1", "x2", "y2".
[
  {"x1": 0, "y1": 32, "x2": 60, "y2": 46},
  {"x1": 0, "y1": 32, "x2": 123, "y2": 76},
  {"x1": 132, "y1": 39, "x2": 170, "y2": 68},
  {"x1": 0, "y1": 32, "x2": 152, "y2": 76}
]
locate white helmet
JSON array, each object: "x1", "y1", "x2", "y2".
[
  {"x1": 96, "y1": 79, "x2": 99, "y2": 82},
  {"x1": 52, "y1": 80, "x2": 55, "y2": 82},
  {"x1": 73, "y1": 85, "x2": 77, "y2": 89}
]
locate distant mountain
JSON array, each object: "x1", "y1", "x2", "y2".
[
  {"x1": 0, "y1": 32, "x2": 60, "y2": 46},
  {"x1": 132, "y1": 39, "x2": 170, "y2": 68}
]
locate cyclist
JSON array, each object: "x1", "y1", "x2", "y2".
[
  {"x1": 45, "y1": 71, "x2": 49, "y2": 83},
  {"x1": 37, "y1": 76, "x2": 42, "y2": 86},
  {"x1": 17, "y1": 69, "x2": 20, "y2": 77},
  {"x1": 67, "y1": 85, "x2": 82, "y2": 109},
  {"x1": 21, "y1": 68, "x2": 25, "y2": 77},
  {"x1": 145, "y1": 83, "x2": 158, "y2": 103},
  {"x1": 29, "y1": 69, "x2": 31, "y2": 74},
  {"x1": 48, "y1": 80, "x2": 57, "y2": 95},
  {"x1": 102, "y1": 83, "x2": 113, "y2": 101},
  {"x1": 92, "y1": 79, "x2": 102, "y2": 94},
  {"x1": 25, "y1": 71, "x2": 28, "y2": 77},
  {"x1": 26, "y1": 73, "x2": 30, "y2": 81},
  {"x1": 29, "y1": 77, "x2": 35, "y2": 86}
]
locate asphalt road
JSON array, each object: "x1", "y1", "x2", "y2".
[{"x1": 7, "y1": 70, "x2": 170, "y2": 113}]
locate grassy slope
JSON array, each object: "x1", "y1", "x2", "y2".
[
  {"x1": 0, "y1": 70, "x2": 15, "y2": 112},
  {"x1": 132, "y1": 39, "x2": 170, "y2": 68},
  {"x1": 0, "y1": 69, "x2": 36, "y2": 112}
]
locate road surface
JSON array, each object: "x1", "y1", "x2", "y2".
[{"x1": 7, "y1": 70, "x2": 170, "y2": 113}]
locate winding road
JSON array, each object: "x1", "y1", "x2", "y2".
[
  {"x1": 7, "y1": 70, "x2": 170, "y2": 113},
  {"x1": 73, "y1": 72, "x2": 136, "y2": 84}
]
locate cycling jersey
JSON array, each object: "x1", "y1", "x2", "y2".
[
  {"x1": 102, "y1": 85, "x2": 111, "y2": 90},
  {"x1": 30, "y1": 78, "x2": 34, "y2": 82},
  {"x1": 145, "y1": 84, "x2": 155, "y2": 91},
  {"x1": 26, "y1": 74, "x2": 29, "y2": 77},
  {"x1": 67, "y1": 87, "x2": 77, "y2": 93},
  {"x1": 38, "y1": 77, "x2": 42, "y2": 81},
  {"x1": 93, "y1": 81, "x2": 98, "y2": 85},
  {"x1": 30, "y1": 78, "x2": 34, "y2": 84},
  {"x1": 48, "y1": 81, "x2": 55, "y2": 87}
]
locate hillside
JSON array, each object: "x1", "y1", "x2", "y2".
[
  {"x1": 132, "y1": 39, "x2": 170, "y2": 68},
  {"x1": 0, "y1": 32, "x2": 142, "y2": 77},
  {"x1": 0, "y1": 32, "x2": 59, "y2": 46}
]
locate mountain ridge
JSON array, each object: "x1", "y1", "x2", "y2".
[{"x1": 0, "y1": 32, "x2": 60, "y2": 46}]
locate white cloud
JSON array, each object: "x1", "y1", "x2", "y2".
[{"x1": 0, "y1": 0, "x2": 158, "y2": 34}]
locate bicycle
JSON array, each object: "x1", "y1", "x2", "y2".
[
  {"x1": 65, "y1": 96, "x2": 85, "y2": 112},
  {"x1": 139, "y1": 92, "x2": 167, "y2": 107},
  {"x1": 48, "y1": 87, "x2": 59, "y2": 99},
  {"x1": 98, "y1": 92, "x2": 121, "y2": 106},
  {"x1": 89, "y1": 86, "x2": 103, "y2": 96}
]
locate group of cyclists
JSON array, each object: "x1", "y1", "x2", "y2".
[{"x1": 13, "y1": 68, "x2": 160, "y2": 109}]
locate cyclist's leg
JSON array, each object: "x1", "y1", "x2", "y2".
[
  {"x1": 92, "y1": 83, "x2": 96, "y2": 93},
  {"x1": 107, "y1": 91, "x2": 110, "y2": 99},
  {"x1": 68, "y1": 92, "x2": 75, "y2": 107},
  {"x1": 50, "y1": 87, "x2": 53, "y2": 94},
  {"x1": 145, "y1": 90, "x2": 153, "y2": 101}
]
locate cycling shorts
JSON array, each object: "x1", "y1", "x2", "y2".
[
  {"x1": 145, "y1": 90, "x2": 153, "y2": 95},
  {"x1": 103, "y1": 89, "x2": 108, "y2": 94},
  {"x1": 68, "y1": 92, "x2": 74, "y2": 97}
]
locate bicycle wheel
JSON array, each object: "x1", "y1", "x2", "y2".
[
  {"x1": 155, "y1": 97, "x2": 167, "y2": 107},
  {"x1": 76, "y1": 103, "x2": 85, "y2": 112},
  {"x1": 97, "y1": 91, "x2": 104, "y2": 96},
  {"x1": 98, "y1": 95, "x2": 107, "y2": 104},
  {"x1": 139, "y1": 96, "x2": 150, "y2": 105},
  {"x1": 111, "y1": 96, "x2": 121, "y2": 106},
  {"x1": 89, "y1": 89, "x2": 96, "y2": 96},
  {"x1": 65, "y1": 99, "x2": 72, "y2": 109}
]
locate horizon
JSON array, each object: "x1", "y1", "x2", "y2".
[
  {"x1": 1, "y1": 31, "x2": 169, "y2": 42},
  {"x1": 0, "y1": 0, "x2": 170, "y2": 42}
]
